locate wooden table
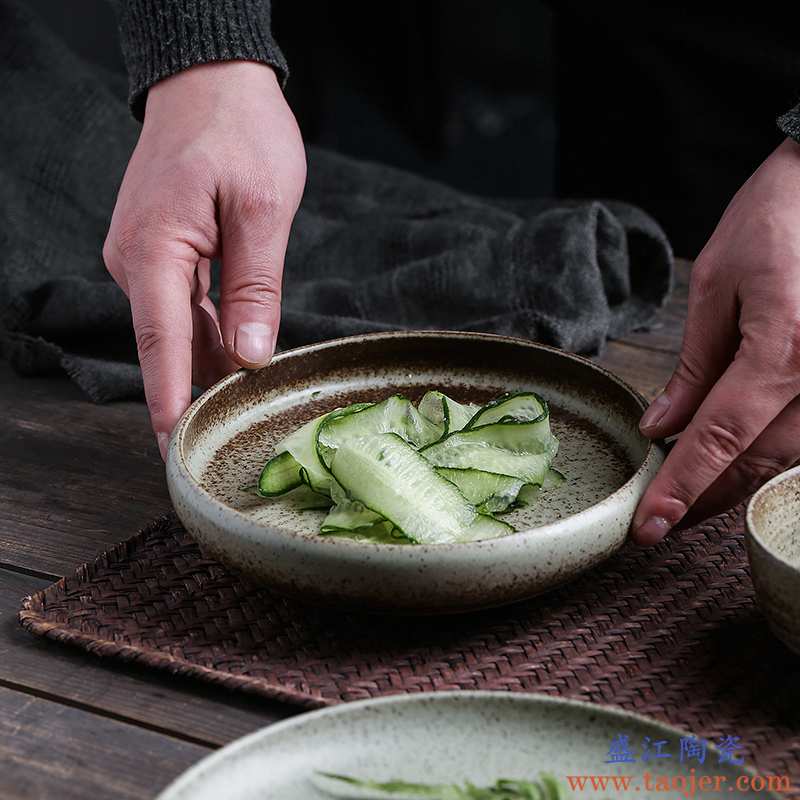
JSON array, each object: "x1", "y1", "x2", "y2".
[{"x1": 0, "y1": 261, "x2": 689, "y2": 799}]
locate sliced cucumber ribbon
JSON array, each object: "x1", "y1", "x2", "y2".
[{"x1": 255, "y1": 388, "x2": 562, "y2": 544}]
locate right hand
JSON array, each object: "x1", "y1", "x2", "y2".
[
  {"x1": 633, "y1": 138, "x2": 800, "y2": 541},
  {"x1": 103, "y1": 61, "x2": 306, "y2": 459}
]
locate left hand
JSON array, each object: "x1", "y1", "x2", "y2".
[
  {"x1": 632, "y1": 137, "x2": 800, "y2": 544},
  {"x1": 103, "y1": 62, "x2": 306, "y2": 459}
]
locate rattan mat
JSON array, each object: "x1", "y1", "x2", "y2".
[{"x1": 19, "y1": 508, "x2": 800, "y2": 786}]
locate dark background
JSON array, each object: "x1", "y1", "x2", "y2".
[{"x1": 29, "y1": 1, "x2": 800, "y2": 259}]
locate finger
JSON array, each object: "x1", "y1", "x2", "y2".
[
  {"x1": 191, "y1": 259, "x2": 238, "y2": 388},
  {"x1": 632, "y1": 351, "x2": 799, "y2": 544},
  {"x1": 193, "y1": 257, "x2": 213, "y2": 303},
  {"x1": 678, "y1": 395, "x2": 800, "y2": 527},
  {"x1": 639, "y1": 260, "x2": 739, "y2": 437},
  {"x1": 103, "y1": 237, "x2": 130, "y2": 297},
  {"x1": 218, "y1": 190, "x2": 293, "y2": 368},
  {"x1": 192, "y1": 300, "x2": 238, "y2": 388},
  {"x1": 128, "y1": 262, "x2": 194, "y2": 460}
]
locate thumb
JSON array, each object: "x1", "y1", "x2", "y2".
[{"x1": 219, "y1": 192, "x2": 293, "y2": 368}]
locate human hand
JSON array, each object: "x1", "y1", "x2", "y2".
[
  {"x1": 632, "y1": 137, "x2": 800, "y2": 544},
  {"x1": 103, "y1": 61, "x2": 306, "y2": 459}
]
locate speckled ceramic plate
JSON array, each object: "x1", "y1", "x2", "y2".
[
  {"x1": 166, "y1": 331, "x2": 664, "y2": 613},
  {"x1": 156, "y1": 691, "x2": 769, "y2": 800}
]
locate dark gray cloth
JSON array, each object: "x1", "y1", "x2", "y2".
[
  {"x1": 778, "y1": 104, "x2": 800, "y2": 141},
  {"x1": 112, "y1": 0, "x2": 288, "y2": 120},
  {"x1": 0, "y1": 0, "x2": 673, "y2": 404}
]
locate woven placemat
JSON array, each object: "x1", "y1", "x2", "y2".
[{"x1": 19, "y1": 509, "x2": 800, "y2": 786}]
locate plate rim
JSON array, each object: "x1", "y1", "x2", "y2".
[{"x1": 745, "y1": 462, "x2": 800, "y2": 571}]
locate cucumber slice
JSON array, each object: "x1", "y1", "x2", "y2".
[
  {"x1": 256, "y1": 389, "x2": 563, "y2": 542},
  {"x1": 418, "y1": 391, "x2": 479, "y2": 437},
  {"x1": 274, "y1": 413, "x2": 335, "y2": 493},
  {"x1": 515, "y1": 468, "x2": 567, "y2": 507},
  {"x1": 543, "y1": 466, "x2": 566, "y2": 488},
  {"x1": 258, "y1": 451, "x2": 303, "y2": 496},
  {"x1": 405, "y1": 404, "x2": 444, "y2": 449},
  {"x1": 458, "y1": 514, "x2": 514, "y2": 542},
  {"x1": 330, "y1": 433, "x2": 512, "y2": 543},
  {"x1": 446, "y1": 416, "x2": 553, "y2": 455},
  {"x1": 435, "y1": 467, "x2": 524, "y2": 514},
  {"x1": 466, "y1": 391, "x2": 547, "y2": 428},
  {"x1": 421, "y1": 438, "x2": 552, "y2": 485},
  {"x1": 317, "y1": 396, "x2": 440, "y2": 468},
  {"x1": 321, "y1": 520, "x2": 413, "y2": 545},
  {"x1": 424, "y1": 392, "x2": 555, "y2": 459},
  {"x1": 329, "y1": 478, "x2": 350, "y2": 506},
  {"x1": 288, "y1": 484, "x2": 333, "y2": 510},
  {"x1": 273, "y1": 403, "x2": 373, "y2": 494},
  {"x1": 321, "y1": 500, "x2": 384, "y2": 532}
]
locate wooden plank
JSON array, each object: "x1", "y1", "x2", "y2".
[
  {"x1": 614, "y1": 258, "x2": 690, "y2": 356},
  {"x1": 0, "y1": 568, "x2": 294, "y2": 747},
  {"x1": 0, "y1": 685, "x2": 209, "y2": 800},
  {"x1": 0, "y1": 364, "x2": 171, "y2": 576},
  {"x1": 594, "y1": 340, "x2": 677, "y2": 400}
]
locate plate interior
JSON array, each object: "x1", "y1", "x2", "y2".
[{"x1": 183, "y1": 335, "x2": 648, "y2": 537}]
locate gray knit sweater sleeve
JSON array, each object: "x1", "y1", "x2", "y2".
[
  {"x1": 778, "y1": 104, "x2": 800, "y2": 141},
  {"x1": 112, "y1": 0, "x2": 288, "y2": 120}
]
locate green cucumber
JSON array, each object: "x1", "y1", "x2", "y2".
[
  {"x1": 516, "y1": 468, "x2": 567, "y2": 507},
  {"x1": 466, "y1": 391, "x2": 547, "y2": 428},
  {"x1": 421, "y1": 438, "x2": 552, "y2": 485},
  {"x1": 258, "y1": 451, "x2": 303, "y2": 496},
  {"x1": 417, "y1": 391, "x2": 479, "y2": 437},
  {"x1": 321, "y1": 501, "x2": 384, "y2": 532},
  {"x1": 255, "y1": 388, "x2": 564, "y2": 542},
  {"x1": 320, "y1": 520, "x2": 413, "y2": 544},
  {"x1": 273, "y1": 413, "x2": 335, "y2": 493},
  {"x1": 446, "y1": 416, "x2": 553, "y2": 455},
  {"x1": 262, "y1": 404, "x2": 372, "y2": 496},
  {"x1": 405, "y1": 404, "x2": 444, "y2": 449},
  {"x1": 421, "y1": 392, "x2": 557, "y2": 478},
  {"x1": 317, "y1": 396, "x2": 440, "y2": 468},
  {"x1": 543, "y1": 467, "x2": 566, "y2": 488},
  {"x1": 455, "y1": 513, "x2": 514, "y2": 542},
  {"x1": 288, "y1": 484, "x2": 333, "y2": 510},
  {"x1": 435, "y1": 467, "x2": 525, "y2": 514},
  {"x1": 330, "y1": 433, "x2": 512, "y2": 543},
  {"x1": 329, "y1": 478, "x2": 350, "y2": 506}
]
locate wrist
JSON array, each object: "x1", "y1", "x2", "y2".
[
  {"x1": 117, "y1": 0, "x2": 288, "y2": 121},
  {"x1": 144, "y1": 61, "x2": 280, "y2": 124}
]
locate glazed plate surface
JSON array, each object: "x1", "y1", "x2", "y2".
[
  {"x1": 156, "y1": 691, "x2": 768, "y2": 800},
  {"x1": 166, "y1": 331, "x2": 663, "y2": 612}
]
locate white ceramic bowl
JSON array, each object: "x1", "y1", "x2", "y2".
[
  {"x1": 746, "y1": 464, "x2": 800, "y2": 655},
  {"x1": 166, "y1": 331, "x2": 663, "y2": 613}
]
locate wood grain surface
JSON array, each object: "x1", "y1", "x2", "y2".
[{"x1": 0, "y1": 261, "x2": 689, "y2": 799}]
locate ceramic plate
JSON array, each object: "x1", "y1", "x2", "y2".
[
  {"x1": 166, "y1": 331, "x2": 663, "y2": 612},
  {"x1": 156, "y1": 691, "x2": 770, "y2": 799}
]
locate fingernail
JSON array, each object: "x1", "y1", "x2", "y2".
[
  {"x1": 157, "y1": 432, "x2": 169, "y2": 462},
  {"x1": 640, "y1": 393, "x2": 670, "y2": 431},
  {"x1": 234, "y1": 322, "x2": 273, "y2": 366},
  {"x1": 635, "y1": 515, "x2": 671, "y2": 546}
]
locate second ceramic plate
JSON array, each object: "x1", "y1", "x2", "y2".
[{"x1": 157, "y1": 692, "x2": 771, "y2": 799}]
